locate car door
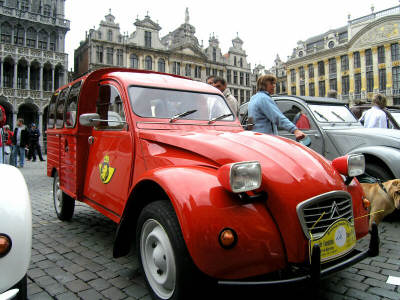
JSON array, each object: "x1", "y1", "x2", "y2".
[
  {"x1": 83, "y1": 82, "x2": 133, "y2": 220},
  {"x1": 275, "y1": 100, "x2": 324, "y2": 155}
]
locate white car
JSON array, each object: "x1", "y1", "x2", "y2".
[{"x1": 0, "y1": 165, "x2": 31, "y2": 300}]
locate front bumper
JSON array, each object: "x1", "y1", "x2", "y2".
[{"x1": 218, "y1": 223, "x2": 379, "y2": 286}]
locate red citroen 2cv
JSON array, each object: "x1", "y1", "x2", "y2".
[{"x1": 47, "y1": 68, "x2": 378, "y2": 300}]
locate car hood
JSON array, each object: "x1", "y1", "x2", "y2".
[
  {"x1": 139, "y1": 129, "x2": 348, "y2": 262},
  {"x1": 324, "y1": 127, "x2": 400, "y2": 154}
]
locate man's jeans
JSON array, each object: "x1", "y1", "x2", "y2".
[{"x1": 13, "y1": 145, "x2": 25, "y2": 167}]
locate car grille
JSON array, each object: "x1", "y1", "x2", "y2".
[{"x1": 296, "y1": 191, "x2": 354, "y2": 239}]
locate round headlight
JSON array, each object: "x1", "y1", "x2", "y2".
[{"x1": 0, "y1": 234, "x2": 12, "y2": 257}]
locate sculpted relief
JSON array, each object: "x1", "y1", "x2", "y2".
[{"x1": 351, "y1": 21, "x2": 399, "y2": 50}]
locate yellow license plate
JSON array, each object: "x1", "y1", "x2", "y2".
[{"x1": 309, "y1": 218, "x2": 356, "y2": 263}]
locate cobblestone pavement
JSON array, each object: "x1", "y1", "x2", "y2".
[{"x1": 20, "y1": 158, "x2": 400, "y2": 300}]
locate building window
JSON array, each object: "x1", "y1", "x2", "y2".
[
  {"x1": 98, "y1": 31, "x2": 102, "y2": 39},
  {"x1": 246, "y1": 90, "x2": 250, "y2": 101},
  {"x1": 391, "y1": 43, "x2": 400, "y2": 61},
  {"x1": 299, "y1": 66, "x2": 305, "y2": 80},
  {"x1": 276, "y1": 82, "x2": 281, "y2": 94},
  {"x1": 50, "y1": 32, "x2": 57, "y2": 51},
  {"x1": 282, "y1": 81, "x2": 286, "y2": 93},
  {"x1": 342, "y1": 76, "x2": 349, "y2": 95},
  {"x1": 206, "y1": 67, "x2": 210, "y2": 76},
  {"x1": 97, "y1": 46, "x2": 104, "y2": 63},
  {"x1": 379, "y1": 69, "x2": 386, "y2": 92},
  {"x1": 212, "y1": 48, "x2": 216, "y2": 62},
  {"x1": 106, "y1": 47, "x2": 113, "y2": 64},
  {"x1": 43, "y1": 4, "x2": 51, "y2": 16},
  {"x1": 378, "y1": 46, "x2": 385, "y2": 64},
  {"x1": 130, "y1": 54, "x2": 138, "y2": 68},
  {"x1": 21, "y1": 0, "x2": 29, "y2": 11},
  {"x1": 318, "y1": 81, "x2": 325, "y2": 97},
  {"x1": 145, "y1": 56, "x2": 152, "y2": 70},
  {"x1": 185, "y1": 64, "x2": 191, "y2": 76},
  {"x1": 234, "y1": 89, "x2": 238, "y2": 99},
  {"x1": 38, "y1": 29, "x2": 48, "y2": 49},
  {"x1": 328, "y1": 58, "x2": 337, "y2": 75},
  {"x1": 173, "y1": 62, "x2": 180, "y2": 75},
  {"x1": 309, "y1": 82, "x2": 315, "y2": 96},
  {"x1": 392, "y1": 66, "x2": 400, "y2": 93},
  {"x1": 245, "y1": 73, "x2": 249, "y2": 86},
  {"x1": 234, "y1": 56, "x2": 237, "y2": 66},
  {"x1": 14, "y1": 25, "x2": 24, "y2": 46},
  {"x1": 233, "y1": 71, "x2": 238, "y2": 84},
  {"x1": 227, "y1": 70, "x2": 231, "y2": 83},
  {"x1": 300, "y1": 84, "x2": 305, "y2": 96},
  {"x1": 212, "y1": 69, "x2": 217, "y2": 76},
  {"x1": 26, "y1": 27, "x2": 36, "y2": 47},
  {"x1": 194, "y1": 66, "x2": 201, "y2": 78},
  {"x1": 240, "y1": 58, "x2": 243, "y2": 68},
  {"x1": 354, "y1": 73, "x2": 361, "y2": 97},
  {"x1": 108, "y1": 30, "x2": 113, "y2": 42},
  {"x1": 291, "y1": 86, "x2": 296, "y2": 95},
  {"x1": 318, "y1": 61, "x2": 324, "y2": 76},
  {"x1": 366, "y1": 71, "x2": 374, "y2": 92},
  {"x1": 240, "y1": 72, "x2": 244, "y2": 85},
  {"x1": 158, "y1": 59, "x2": 165, "y2": 72},
  {"x1": 341, "y1": 55, "x2": 349, "y2": 71},
  {"x1": 1, "y1": 22, "x2": 12, "y2": 43},
  {"x1": 240, "y1": 89, "x2": 244, "y2": 103},
  {"x1": 116, "y1": 49, "x2": 123, "y2": 66},
  {"x1": 308, "y1": 64, "x2": 314, "y2": 78},
  {"x1": 219, "y1": 70, "x2": 223, "y2": 78},
  {"x1": 354, "y1": 51, "x2": 360, "y2": 68},
  {"x1": 290, "y1": 69, "x2": 295, "y2": 82},
  {"x1": 329, "y1": 78, "x2": 337, "y2": 91},
  {"x1": 365, "y1": 49, "x2": 372, "y2": 66},
  {"x1": 145, "y1": 31, "x2": 151, "y2": 48}
]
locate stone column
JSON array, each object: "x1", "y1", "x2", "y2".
[
  {"x1": 38, "y1": 111, "x2": 43, "y2": 136},
  {"x1": 13, "y1": 62, "x2": 18, "y2": 88},
  {"x1": 13, "y1": 110, "x2": 17, "y2": 129},
  {"x1": 0, "y1": 58, "x2": 3, "y2": 88},
  {"x1": 39, "y1": 65, "x2": 43, "y2": 98},
  {"x1": 64, "y1": 69, "x2": 68, "y2": 85},
  {"x1": 27, "y1": 64, "x2": 31, "y2": 90},
  {"x1": 51, "y1": 66, "x2": 55, "y2": 91}
]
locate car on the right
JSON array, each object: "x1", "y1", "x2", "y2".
[{"x1": 240, "y1": 95, "x2": 400, "y2": 181}]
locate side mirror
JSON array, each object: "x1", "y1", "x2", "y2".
[{"x1": 79, "y1": 113, "x2": 100, "y2": 127}]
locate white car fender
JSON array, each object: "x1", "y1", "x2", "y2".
[{"x1": 0, "y1": 165, "x2": 32, "y2": 293}]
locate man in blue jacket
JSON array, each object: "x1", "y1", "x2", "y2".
[{"x1": 248, "y1": 74, "x2": 305, "y2": 141}]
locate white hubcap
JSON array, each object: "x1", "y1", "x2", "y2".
[
  {"x1": 54, "y1": 177, "x2": 62, "y2": 213},
  {"x1": 141, "y1": 219, "x2": 176, "y2": 299}
]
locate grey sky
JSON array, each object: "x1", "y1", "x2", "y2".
[{"x1": 65, "y1": 0, "x2": 398, "y2": 71}]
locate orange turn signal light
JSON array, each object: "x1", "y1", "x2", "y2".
[
  {"x1": 0, "y1": 234, "x2": 12, "y2": 257},
  {"x1": 362, "y1": 197, "x2": 370, "y2": 209},
  {"x1": 219, "y1": 228, "x2": 237, "y2": 249}
]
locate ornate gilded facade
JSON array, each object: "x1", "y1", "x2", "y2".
[
  {"x1": 0, "y1": 0, "x2": 69, "y2": 131},
  {"x1": 74, "y1": 9, "x2": 253, "y2": 105},
  {"x1": 286, "y1": 5, "x2": 400, "y2": 105}
]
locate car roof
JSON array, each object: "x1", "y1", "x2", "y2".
[{"x1": 272, "y1": 95, "x2": 349, "y2": 106}]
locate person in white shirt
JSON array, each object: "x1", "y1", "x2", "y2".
[{"x1": 361, "y1": 94, "x2": 388, "y2": 128}]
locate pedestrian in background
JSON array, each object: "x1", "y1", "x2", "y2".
[
  {"x1": 12, "y1": 118, "x2": 29, "y2": 168},
  {"x1": 3, "y1": 125, "x2": 13, "y2": 164},
  {"x1": 206, "y1": 75, "x2": 215, "y2": 85},
  {"x1": 248, "y1": 74, "x2": 306, "y2": 140},
  {"x1": 350, "y1": 99, "x2": 364, "y2": 119},
  {"x1": 360, "y1": 94, "x2": 388, "y2": 128},
  {"x1": 212, "y1": 77, "x2": 239, "y2": 116},
  {"x1": 28, "y1": 123, "x2": 44, "y2": 162}
]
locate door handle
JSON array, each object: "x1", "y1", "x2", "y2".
[
  {"x1": 313, "y1": 134, "x2": 321, "y2": 138},
  {"x1": 88, "y1": 136, "x2": 94, "y2": 144}
]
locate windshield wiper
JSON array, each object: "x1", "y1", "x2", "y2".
[
  {"x1": 331, "y1": 111, "x2": 345, "y2": 121},
  {"x1": 169, "y1": 110, "x2": 197, "y2": 123},
  {"x1": 208, "y1": 113, "x2": 233, "y2": 124},
  {"x1": 314, "y1": 110, "x2": 329, "y2": 122}
]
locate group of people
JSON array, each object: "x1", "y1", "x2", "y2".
[{"x1": 1, "y1": 118, "x2": 44, "y2": 168}]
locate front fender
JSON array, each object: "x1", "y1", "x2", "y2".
[
  {"x1": 138, "y1": 166, "x2": 286, "y2": 280},
  {"x1": 347, "y1": 146, "x2": 400, "y2": 177}
]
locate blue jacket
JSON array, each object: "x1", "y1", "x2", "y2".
[{"x1": 248, "y1": 91, "x2": 297, "y2": 134}]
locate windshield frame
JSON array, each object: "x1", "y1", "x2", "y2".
[
  {"x1": 128, "y1": 84, "x2": 235, "y2": 123},
  {"x1": 308, "y1": 104, "x2": 359, "y2": 123}
]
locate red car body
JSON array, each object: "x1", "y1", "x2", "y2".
[{"x1": 46, "y1": 68, "x2": 377, "y2": 298}]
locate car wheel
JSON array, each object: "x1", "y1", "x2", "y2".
[
  {"x1": 11, "y1": 274, "x2": 27, "y2": 300},
  {"x1": 365, "y1": 163, "x2": 393, "y2": 181},
  {"x1": 53, "y1": 171, "x2": 75, "y2": 221},
  {"x1": 137, "y1": 201, "x2": 198, "y2": 300}
]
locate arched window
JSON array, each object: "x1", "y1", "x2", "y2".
[
  {"x1": 130, "y1": 54, "x2": 138, "y2": 69},
  {"x1": 240, "y1": 57, "x2": 243, "y2": 68},
  {"x1": 26, "y1": 27, "x2": 36, "y2": 47},
  {"x1": 98, "y1": 31, "x2": 102, "y2": 39},
  {"x1": 38, "y1": 29, "x2": 48, "y2": 49},
  {"x1": 108, "y1": 30, "x2": 113, "y2": 42},
  {"x1": 145, "y1": 56, "x2": 152, "y2": 70},
  {"x1": 50, "y1": 32, "x2": 57, "y2": 51},
  {"x1": 158, "y1": 58, "x2": 165, "y2": 72},
  {"x1": 1, "y1": 22, "x2": 12, "y2": 43},
  {"x1": 14, "y1": 24, "x2": 24, "y2": 46}
]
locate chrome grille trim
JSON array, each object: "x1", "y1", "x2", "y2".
[{"x1": 296, "y1": 190, "x2": 354, "y2": 239}]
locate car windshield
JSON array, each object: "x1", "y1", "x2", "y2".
[
  {"x1": 129, "y1": 86, "x2": 234, "y2": 121},
  {"x1": 309, "y1": 104, "x2": 358, "y2": 123}
]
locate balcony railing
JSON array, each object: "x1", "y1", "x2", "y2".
[
  {"x1": 1, "y1": 44, "x2": 67, "y2": 62},
  {"x1": 349, "y1": 5, "x2": 400, "y2": 26},
  {"x1": 0, "y1": 87, "x2": 52, "y2": 100}
]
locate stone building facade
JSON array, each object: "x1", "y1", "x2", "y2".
[
  {"x1": 74, "y1": 9, "x2": 253, "y2": 105},
  {"x1": 286, "y1": 4, "x2": 400, "y2": 105},
  {"x1": 0, "y1": 0, "x2": 69, "y2": 132}
]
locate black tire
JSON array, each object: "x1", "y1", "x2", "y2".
[
  {"x1": 11, "y1": 274, "x2": 27, "y2": 300},
  {"x1": 365, "y1": 163, "x2": 393, "y2": 181},
  {"x1": 53, "y1": 171, "x2": 75, "y2": 221},
  {"x1": 137, "y1": 201, "x2": 200, "y2": 300}
]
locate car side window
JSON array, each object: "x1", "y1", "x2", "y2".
[
  {"x1": 65, "y1": 81, "x2": 82, "y2": 128},
  {"x1": 56, "y1": 87, "x2": 70, "y2": 129},
  {"x1": 276, "y1": 101, "x2": 314, "y2": 131},
  {"x1": 95, "y1": 85, "x2": 126, "y2": 130},
  {"x1": 47, "y1": 92, "x2": 58, "y2": 128}
]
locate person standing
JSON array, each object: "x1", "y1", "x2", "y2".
[
  {"x1": 350, "y1": 99, "x2": 364, "y2": 119},
  {"x1": 206, "y1": 75, "x2": 215, "y2": 85},
  {"x1": 212, "y1": 77, "x2": 239, "y2": 116},
  {"x1": 361, "y1": 94, "x2": 388, "y2": 128},
  {"x1": 29, "y1": 123, "x2": 44, "y2": 162},
  {"x1": 12, "y1": 118, "x2": 29, "y2": 168},
  {"x1": 248, "y1": 74, "x2": 306, "y2": 140},
  {"x1": 3, "y1": 125, "x2": 13, "y2": 164}
]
